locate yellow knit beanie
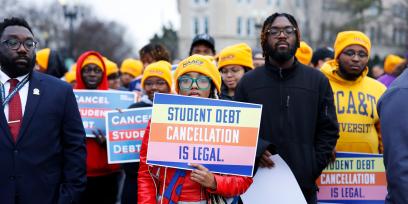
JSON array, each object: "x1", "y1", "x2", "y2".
[
  {"x1": 81, "y1": 55, "x2": 104, "y2": 71},
  {"x1": 174, "y1": 54, "x2": 221, "y2": 93},
  {"x1": 36, "y1": 48, "x2": 51, "y2": 71},
  {"x1": 103, "y1": 58, "x2": 119, "y2": 76},
  {"x1": 218, "y1": 43, "x2": 254, "y2": 69},
  {"x1": 334, "y1": 31, "x2": 371, "y2": 59},
  {"x1": 121, "y1": 58, "x2": 143, "y2": 77},
  {"x1": 384, "y1": 54, "x2": 404, "y2": 74},
  {"x1": 141, "y1": 60, "x2": 173, "y2": 88},
  {"x1": 295, "y1": 41, "x2": 313, "y2": 65}
]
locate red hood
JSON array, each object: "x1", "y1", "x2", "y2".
[{"x1": 75, "y1": 51, "x2": 109, "y2": 90}]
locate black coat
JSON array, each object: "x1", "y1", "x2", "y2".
[{"x1": 234, "y1": 60, "x2": 339, "y2": 203}]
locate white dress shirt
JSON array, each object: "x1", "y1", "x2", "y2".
[{"x1": 0, "y1": 70, "x2": 29, "y2": 122}]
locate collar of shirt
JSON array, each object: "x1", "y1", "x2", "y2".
[{"x1": 0, "y1": 69, "x2": 29, "y2": 85}]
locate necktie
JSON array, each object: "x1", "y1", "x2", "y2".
[{"x1": 8, "y1": 78, "x2": 22, "y2": 142}]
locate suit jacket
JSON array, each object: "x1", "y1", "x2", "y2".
[{"x1": 0, "y1": 71, "x2": 86, "y2": 204}]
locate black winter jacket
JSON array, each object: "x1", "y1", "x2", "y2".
[{"x1": 234, "y1": 60, "x2": 339, "y2": 202}]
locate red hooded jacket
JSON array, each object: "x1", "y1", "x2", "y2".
[
  {"x1": 138, "y1": 121, "x2": 253, "y2": 203},
  {"x1": 75, "y1": 51, "x2": 120, "y2": 176}
]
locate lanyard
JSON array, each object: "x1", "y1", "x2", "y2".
[{"x1": 0, "y1": 75, "x2": 29, "y2": 107}]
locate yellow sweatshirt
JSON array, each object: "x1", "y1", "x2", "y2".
[{"x1": 321, "y1": 60, "x2": 386, "y2": 153}]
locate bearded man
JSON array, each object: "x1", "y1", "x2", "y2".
[
  {"x1": 0, "y1": 17, "x2": 86, "y2": 204},
  {"x1": 234, "y1": 13, "x2": 339, "y2": 204}
]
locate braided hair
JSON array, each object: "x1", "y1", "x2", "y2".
[{"x1": 260, "y1": 13, "x2": 300, "y2": 64}]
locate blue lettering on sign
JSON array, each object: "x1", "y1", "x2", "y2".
[
  {"x1": 331, "y1": 187, "x2": 338, "y2": 198},
  {"x1": 178, "y1": 146, "x2": 189, "y2": 160},
  {"x1": 167, "y1": 107, "x2": 212, "y2": 122},
  {"x1": 192, "y1": 147, "x2": 223, "y2": 162},
  {"x1": 356, "y1": 159, "x2": 375, "y2": 170},
  {"x1": 335, "y1": 91, "x2": 377, "y2": 119},
  {"x1": 215, "y1": 109, "x2": 241, "y2": 124},
  {"x1": 341, "y1": 187, "x2": 364, "y2": 198}
]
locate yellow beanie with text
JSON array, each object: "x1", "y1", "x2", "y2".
[
  {"x1": 141, "y1": 60, "x2": 173, "y2": 88},
  {"x1": 334, "y1": 31, "x2": 371, "y2": 59},
  {"x1": 174, "y1": 54, "x2": 221, "y2": 93}
]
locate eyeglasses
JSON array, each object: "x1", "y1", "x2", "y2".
[
  {"x1": 178, "y1": 76, "x2": 211, "y2": 90},
  {"x1": 1, "y1": 38, "x2": 38, "y2": 50},
  {"x1": 342, "y1": 50, "x2": 368, "y2": 59},
  {"x1": 266, "y1": 26, "x2": 297, "y2": 37},
  {"x1": 144, "y1": 79, "x2": 168, "y2": 87}
]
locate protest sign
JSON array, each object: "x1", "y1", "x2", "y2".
[
  {"x1": 106, "y1": 108, "x2": 152, "y2": 164},
  {"x1": 241, "y1": 154, "x2": 307, "y2": 203},
  {"x1": 317, "y1": 152, "x2": 387, "y2": 204},
  {"x1": 74, "y1": 90, "x2": 137, "y2": 137},
  {"x1": 146, "y1": 93, "x2": 262, "y2": 177}
]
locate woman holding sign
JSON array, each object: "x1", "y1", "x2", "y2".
[
  {"x1": 122, "y1": 61, "x2": 173, "y2": 204},
  {"x1": 138, "y1": 55, "x2": 253, "y2": 204},
  {"x1": 75, "y1": 51, "x2": 121, "y2": 204},
  {"x1": 218, "y1": 43, "x2": 254, "y2": 100}
]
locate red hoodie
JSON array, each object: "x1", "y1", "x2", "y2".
[{"x1": 75, "y1": 51, "x2": 120, "y2": 177}]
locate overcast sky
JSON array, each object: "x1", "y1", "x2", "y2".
[
  {"x1": 32, "y1": 0, "x2": 180, "y2": 49},
  {"x1": 82, "y1": 0, "x2": 180, "y2": 49}
]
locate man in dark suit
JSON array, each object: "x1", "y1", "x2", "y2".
[{"x1": 0, "y1": 17, "x2": 86, "y2": 204}]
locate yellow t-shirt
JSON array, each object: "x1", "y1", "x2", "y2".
[{"x1": 321, "y1": 60, "x2": 386, "y2": 153}]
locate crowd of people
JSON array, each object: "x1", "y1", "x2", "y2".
[{"x1": 0, "y1": 11, "x2": 407, "y2": 204}]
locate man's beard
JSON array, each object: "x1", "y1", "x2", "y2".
[
  {"x1": 0, "y1": 52, "x2": 36, "y2": 78},
  {"x1": 338, "y1": 60, "x2": 364, "y2": 81},
  {"x1": 266, "y1": 43, "x2": 297, "y2": 63}
]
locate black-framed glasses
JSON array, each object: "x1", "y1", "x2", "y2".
[
  {"x1": 1, "y1": 38, "x2": 38, "y2": 50},
  {"x1": 178, "y1": 76, "x2": 211, "y2": 90},
  {"x1": 266, "y1": 26, "x2": 297, "y2": 37},
  {"x1": 342, "y1": 50, "x2": 368, "y2": 59},
  {"x1": 144, "y1": 79, "x2": 168, "y2": 87}
]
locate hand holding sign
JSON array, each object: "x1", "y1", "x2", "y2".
[
  {"x1": 259, "y1": 150, "x2": 275, "y2": 168},
  {"x1": 75, "y1": 90, "x2": 137, "y2": 137},
  {"x1": 105, "y1": 107, "x2": 152, "y2": 164},
  {"x1": 190, "y1": 163, "x2": 217, "y2": 190},
  {"x1": 147, "y1": 93, "x2": 262, "y2": 176},
  {"x1": 92, "y1": 129, "x2": 106, "y2": 146}
]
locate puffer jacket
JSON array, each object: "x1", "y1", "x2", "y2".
[{"x1": 138, "y1": 121, "x2": 253, "y2": 203}]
